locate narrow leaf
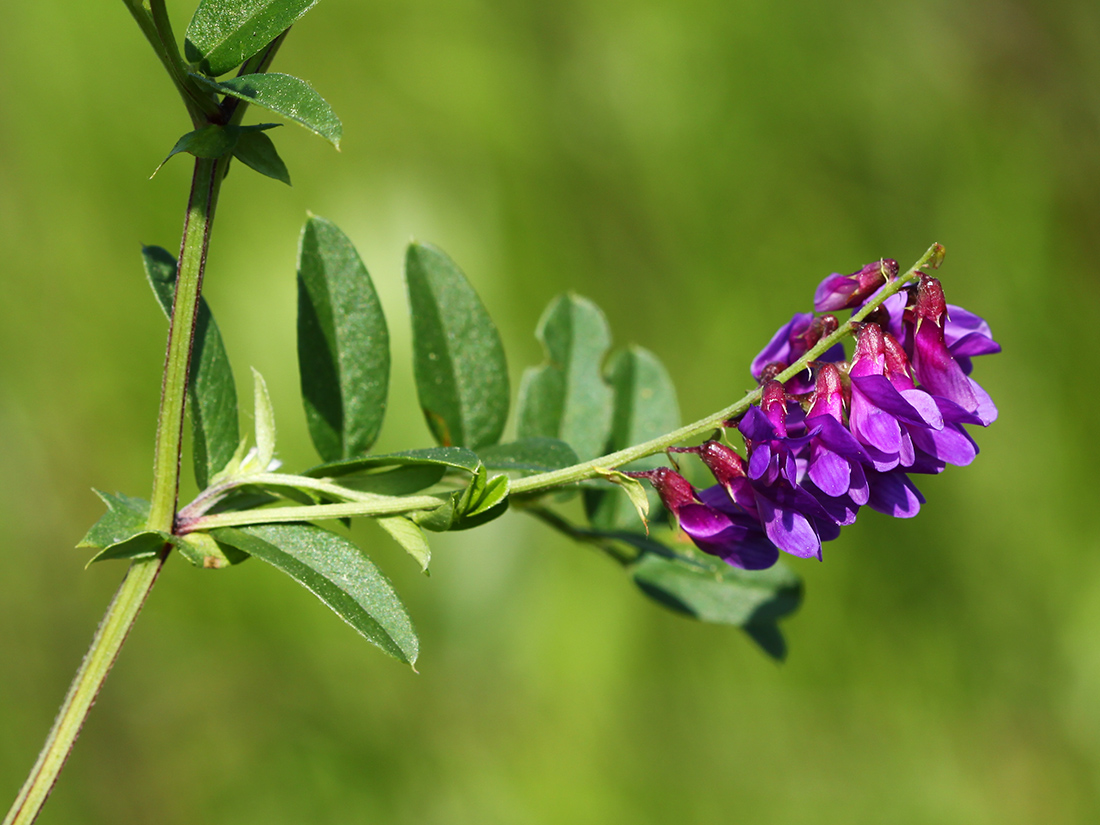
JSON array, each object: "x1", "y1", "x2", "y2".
[
  {"x1": 212, "y1": 523, "x2": 418, "y2": 665},
  {"x1": 144, "y1": 246, "x2": 240, "y2": 488},
  {"x1": 586, "y1": 346, "x2": 680, "y2": 530},
  {"x1": 304, "y1": 446, "x2": 480, "y2": 479},
  {"x1": 87, "y1": 532, "x2": 171, "y2": 565},
  {"x1": 186, "y1": 0, "x2": 319, "y2": 77},
  {"x1": 298, "y1": 216, "x2": 390, "y2": 461},
  {"x1": 192, "y1": 73, "x2": 342, "y2": 147},
  {"x1": 478, "y1": 438, "x2": 579, "y2": 473},
  {"x1": 153, "y1": 125, "x2": 238, "y2": 176},
  {"x1": 233, "y1": 129, "x2": 291, "y2": 184},
  {"x1": 376, "y1": 516, "x2": 431, "y2": 572},
  {"x1": 517, "y1": 294, "x2": 614, "y2": 461},
  {"x1": 78, "y1": 490, "x2": 151, "y2": 550},
  {"x1": 251, "y1": 367, "x2": 276, "y2": 470},
  {"x1": 405, "y1": 242, "x2": 509, "y2": 449}
]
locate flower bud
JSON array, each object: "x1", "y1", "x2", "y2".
[
  {"x1": 807, "y1": 362, "x2": 845, "y2": 421},
  {"x1": 914, "y1": 275, "x2": 948, "y2": 326},
  {"x1": 813, "y1": 259, "x2": 899, "y2": 311},
  {"x1": 624, "y1": 467, "x2": 696, "y2": 514}
]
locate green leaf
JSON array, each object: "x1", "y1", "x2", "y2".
[
  {"x1": 144, "y1": 246, "x2": 240, "y2": 488},
  {"x1": 630, "y1": 555, "x2": 802, "y2": 660},
  {"x1": 175, "y1": 531, "x2": 249, "y2": 569},
  {"x1": 298, "y1": 216, "x2": 390, "y2": 462},
  {"x1": 516, "y1": 293, "x2": 614, "y2": 461},
  {"x1": 250, "y1": 367, "x2": 276, "y2": 470},
  {"x1": 185, "y1": 0, "x2": 319, "y2": 77},
  {"x1": 78, "y1": 490, "x2": 151, "y2": 550},
  {"x1": 409, "y1": 465, "x2": 510, "y2": 533},
  {"x1": 87, "y1": 532, "x2": 171, "y2": 565},
  {"x1": 376, "y1": 516, "x2": 431, "y2": 572},
  {"x1": 340, "y1": 464, "x2": 446, "y2": 496},
  {"x1": 233, "y1": 128, "x2": 291, "y2": 184},
  {"x1": 212, "y1": 523, "x2": 418, "y2": 665},
  {"x1": 405, "y1": 242, "x2": 509, "y2": 449},
  {"x1": 192, "y1": 73, "x2": 342, "y2": 147},
  {"x1": 586, "y1": 345, "x2": 680, "y2": 530},
  {"x1": 477, "y1": 438, "x2": 579, "y2": 473},
  {"x1": 152, "y1": 125, "x2": 239, "y2": 177},
  {"x1": 78, "y1": 490, "x2": 169, "y2": 565},
  {"x1": 304, "y1": 446, "x2": 481, "y2": 479}
]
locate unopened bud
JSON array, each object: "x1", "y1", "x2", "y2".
[{"x1": 813, "y1": 259, "x2": 899, "y2": 311}]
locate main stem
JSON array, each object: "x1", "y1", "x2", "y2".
[{"x1": 3, "y1": 158, "x2": 223, "y2": 825}]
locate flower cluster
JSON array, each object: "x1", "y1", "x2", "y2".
[{"x1": 631, "y1": 262, "x2": 1000, "y2": 570}]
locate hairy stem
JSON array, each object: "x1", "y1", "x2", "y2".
[
  {"x1": 149, "y1": 157, "x2": 225, "y2": 531},
  {"x1": 4, "y1": 158, "x2": 226, "y2": 824},
  {"x1": 1, "y1": 550, "x2": 169, "y2": 825}
]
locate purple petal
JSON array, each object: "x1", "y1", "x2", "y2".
[
  {"x1": 910, "y1": 423, "x2": 978, "y2": 467},
  {"x1": 751, "y1": 313, "x2": 812, "y2": 379},
  {"x1": 757, "y1": 496, "x2": 822, "y2": 558},
  {"x1": 808, "y1": 446, "x2": 851, "y2": 497},
  {"x1": 867, "y1": 471, "x2": 924, "y2": 518}
]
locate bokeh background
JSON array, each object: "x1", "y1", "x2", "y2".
[{"x1": 2, "y1": 1, "x2": 1098, "y2": 822}]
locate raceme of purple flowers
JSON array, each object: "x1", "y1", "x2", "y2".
[{"x1": 630, "y1": 264, "x2": 1000, "y2": 571}]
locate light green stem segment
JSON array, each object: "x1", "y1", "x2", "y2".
[
  {"x1": 148, "y1": 157, "x2": 224, "y2": 532},
  {"x1": 2, "y1": 552, "x2": 169, "y2": 825}
]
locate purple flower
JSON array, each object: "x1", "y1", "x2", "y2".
[
  {"x1": 751, "y1": 313, "x2": 845, "y2": 393},
  {"x1": 814, "y1": 259, "x2": 899, "y2": 312},
  {"x1": 848, "y1": 323, "x2": 943, "y2": 472},
  {"x1": 640, "y1": 467, "x2": 778, "y2": 570},
  {"x1": 804, "y1": 363, "x2": 870, "y2": 507},
  {"x1": 738, "y1": 382, "x2": 839, "y2": 559},
  {"x1": 910, "y1": 276, "x2": 998, "y2": 426}
]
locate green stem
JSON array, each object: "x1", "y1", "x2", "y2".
[
  {"x1": 1, "y1": 550, "x2": 169, "y2": 825},
  {"x1": 4, "y1": 158, "x2": 227, "y2": 824},
  {"x1": 124, "y1": 0, "x2": 220, "y2": 125},
  {"x1": 510, "y1": 243, "x2": 942, "y2": 496},
  {"x1": 185, "y1": 495, "x2": 447, "y2": 533},
  {"x1": 148, "y1": 157, "x2": 225, "y2": 532}
]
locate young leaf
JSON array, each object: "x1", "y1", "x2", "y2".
[
  {"x1": 477, "y1": 438, "x2": 580, "y2": 473},
  {"x1": 304, "y1": 446, "x2": 481, "y2": 479},
  {"x1": 405, "y1": 242, "x2": 509, "y2": 450},
  {"x1": 144, "y1": 246, "x2": 240, "y2": 488},
  {"x1": 586, "y1": 346, "x2": 680, "y2": 529},
  {"x1": 153, "y1": 125, "x2": 239, "y2": 176},
  {"x1": 212, "y1": 523, "x2": 418, "y2": 665},
  {"x1": 251, "y1": 367, "x2": 276, "y2": 471},
  {"x1": 516, "y1": 294, "x2": 614, "y2": 461},
  {"x1": 186, "y1": 0, "x2": 319, "y2": 77},
  {"x1": 297, "y1": 216, "x2": 390, "y2": 461},
  {"x1": 376, "y1": 516, "x2": 431, "y2": 572},
  {"x1": 191, "y1": 73, "x2": 342, "y2": 147},
  {"x1": 233, "y1": 128, "x2": 291, "y2": 184}
]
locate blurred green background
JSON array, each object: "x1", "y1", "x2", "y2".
[{"x1": 2, "y1": 0, "x2": 1098, "y2": 822}]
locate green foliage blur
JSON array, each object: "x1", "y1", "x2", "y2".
[{"x1": 2, "y1": 1, "x2": 1098, "y2": 822}]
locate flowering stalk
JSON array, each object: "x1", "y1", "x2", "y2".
[{"x1": 509, "y1": 243, "x2": 945, "y2": 497}]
